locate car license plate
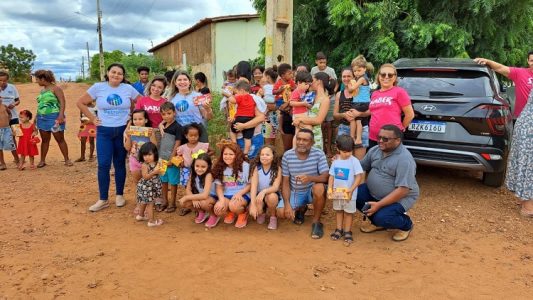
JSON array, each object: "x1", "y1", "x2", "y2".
[{"x1": 408, "y1": 120, "x2": 446, "y2": 133}]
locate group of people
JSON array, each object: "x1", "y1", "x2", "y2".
[
  {"x1": 69, "y1": 52, "x2": 420, "y2": 243},
  {"x1": 0, "y1": 70, "x2": 72, "y2": 171},
  {"x1": 1, "y1": 50, "x2": 531, "y2": 243}
]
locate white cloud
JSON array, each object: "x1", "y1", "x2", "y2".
[{"x1": 0, "y1": 0, "x2": 257, "y2": 79}]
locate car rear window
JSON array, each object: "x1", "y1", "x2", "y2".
[{"x1": 397, "y1": 69, "x2": 492, "y2": 97}]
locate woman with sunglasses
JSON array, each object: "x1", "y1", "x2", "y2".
[{"x1": 367, "y1": 64, "x2": 414, "y2": 148}]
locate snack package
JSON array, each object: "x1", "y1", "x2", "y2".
[
  {"x1": 282, "y1": 85, "x2": 292, "y2": 103},
  {"x1": 329, "y1": 187, "x2": 350, "y2": 201},
  {"x1": 128, "y1": 126, "x2": 151, "y2": 137},
  {"x1": 170, "y1": 155, "x2": 183, "y2": 167},
  {"x1": 193, "y1": 94, "x2": 212, "y2": 106},
  {"x1": 158, "y1": 159, "x2": 168, "y2": 175},
  {"x1": 228, "y1": 102, "x2": 237, "y2": 119}
]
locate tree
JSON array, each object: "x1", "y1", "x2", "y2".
[
  {"x1": 251, "y1": 0, "x2": 533, "y2": 71},
  {"x1": 89, "y1": 50, "x2": 165, "y2": 82},
  {"x1": 0, "y1": 44, "x2": 36, "y2": 82}
]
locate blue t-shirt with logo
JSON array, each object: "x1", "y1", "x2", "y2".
[
  {"x1": 170, "y1": 91, "x2": 205, "y2": 126},
  {"x1": 214, "y1": 162, "x2": 250, "y2": 197},
  {"x1": 87, "y1": 82, "x2": 140, "y2": 127},
  {"x1": 329, "y1": 156, "x2": 364, "y2": 200}
]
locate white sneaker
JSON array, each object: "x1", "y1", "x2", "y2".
[
  {"x1": 89, "y1": 200, "x2": 109, "y2": 212},
  {"x1": 115, "y1": 195, "x2": 126, "y2": 207}
]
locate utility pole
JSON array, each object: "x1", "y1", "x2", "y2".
[
  {"x1": 86, "y1": 42, "x2": 91, "y2": 79},
  {"x1": 131, "y1": 43, "x2": 135, "y2": 54},
  {"x1": 97, "y1": 0, "x2": 104, "y2": 81},
  {"x1": 82, "y1": 56, "x2": 85, "y2": 79},
  {"x1": 265, "y1": 0, "x2": 293, "y2": 67}
]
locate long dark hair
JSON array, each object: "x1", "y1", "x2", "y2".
[
  {"x1": 250, "y1": 145, "x2": 280, "y2": 186},
  {"x1": 130, "y1": 109, "x2": 152, "y2": 127},
  {"x1": 314, "y1": 71, "x2": 336, "y2": 95},
  {"x1": 190, "y1": 153, "x2": 212, "y2": 194}
]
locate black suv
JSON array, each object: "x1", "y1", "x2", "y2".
[{"x1": 394, "y1": 58, "x2": 513, "y2": 187}]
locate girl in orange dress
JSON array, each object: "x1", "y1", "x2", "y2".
[{"x1": 16, "y1": 110, "x2": 39, "y2": 170}]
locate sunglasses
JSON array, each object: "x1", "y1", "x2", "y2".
[
  {"x1": 378, "y1": 136, "x2": 399, "y2": 142},
  {"x1": 379, "y1": 72, "x2": 396, "y2": 79}
]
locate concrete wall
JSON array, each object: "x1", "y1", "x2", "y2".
[{"x1": 213, "y1": 18, "x2": 264, "y2": 89}]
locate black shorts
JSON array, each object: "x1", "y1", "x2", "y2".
[
  {"x1": 231, "y1": 116, "x2": 254, "y2": 139},
  {"x1": 9, "y1": 118, "x2": 19, "y2": 125},
  {"x1": 280, "y1": 112, "x2": 295, "y2": 135}
]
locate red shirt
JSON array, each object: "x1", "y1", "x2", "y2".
[
  {"x1": 135, "y1": 96, "x2": 166, "y2": 127},
  {"x1": 273, "y1": 79, "x2": 296, "y2": 100},
  {"x1": 235, "y1": 94, "x2": 256, "y2": 117}
]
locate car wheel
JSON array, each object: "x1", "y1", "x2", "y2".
[{"x1": 482, "y1": 171, "x2": 505, "y2": 187}]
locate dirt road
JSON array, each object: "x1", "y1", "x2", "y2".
[{"x1": 0, "y1": 83, "x2": 531, "y2": 299}]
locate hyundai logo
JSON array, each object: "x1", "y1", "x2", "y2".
[{"x1": 421, "y1": 104, "x2": 437, "y2": 112}]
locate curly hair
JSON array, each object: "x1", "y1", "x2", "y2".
[
  {"x1": 190, "y1": 153, "x2": 212, "y2": 195},
  {"x1": 212, "y1": 142, "x2": 245, "y2": 182},
  {"x1": 250, "y1": 145, "x2": 280, "y2": 185}
]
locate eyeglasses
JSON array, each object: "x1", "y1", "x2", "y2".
[
  {"x1": 378, "y1": 136, "x2": 399, "y2": 142},
  {"x1": 379, "y1": 73, "x2": 396, "y2": 79}
]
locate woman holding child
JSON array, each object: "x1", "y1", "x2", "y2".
[
  {"x1": 77, "y1": 63, "x2": 141, "y2": 212},
  {"x1": 292, "y1": 72, "x2": 336, "y2": 149}
]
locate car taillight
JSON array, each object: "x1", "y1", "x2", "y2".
[{"x1": 478, "y1": 105, "x2": 508, "y2": 135}]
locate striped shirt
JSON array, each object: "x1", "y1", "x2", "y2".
[{"x1": 282, "y1": 148, "x2": 329, "y2": 191}]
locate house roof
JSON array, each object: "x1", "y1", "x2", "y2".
[{"x1": 148, "y1": 14, "x2": 259, "y2": 52}]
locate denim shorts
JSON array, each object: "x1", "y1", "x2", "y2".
[
  {"x1": 160, "y1": 165, "x2": 180, "y2": 185},
  {"x1": 36, "y1": 112, "x2": 66, "y2": 132},
  {"x1": 337, "y1": 124, "x2": 369, "y2": 148},
  {"x1": 0, "y1": 127, "x2": 15, "y2": 151},
  {"x1": 277, "y1": 188, "x2": 313, "y2": 209}
]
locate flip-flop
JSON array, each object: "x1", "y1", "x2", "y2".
[
  {"x1": 155, "y1": 202, "x2": 168, "y2": 212},
  {"x1": 65, "y1": 160, "x2": 74, "y2": 167},
  {"x1": 179, "y1": 208, "x2": 192, "y2": 216},
  {"x1": 165, "y1": 206, "x2": 177, "y2": 213},
  {"x1": 74, "y1": 158, "x2": 86, "y2": 162},
  {"x1": 29, "y1": 165, "x2": 36, "y2": 170},
  {"x1": 36, "y1": 162, "x2": 47, "y2": 168},
  {"x1": 293, "y1": 207, "x2": 307, "y2": 225},
  {"x1": 311, "y1": 222, "x2": 324, "y2": 239},
  {"x1": 0, "y1": 164, "x2": 6, "y2": 171}
]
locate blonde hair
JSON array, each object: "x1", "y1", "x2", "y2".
[
  {"x1": 377, "y1": 63, "x2": 398, "y2": 86},
  {"x1": 351, "y1": 55, "x2": 374, "y2": 75}
]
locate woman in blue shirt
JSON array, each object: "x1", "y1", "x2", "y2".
[
  {"x1": 167, "y1": 71, "x2": 213, "y2": 143},
  {"x1": 77, "y1": 63, "x2": 141, "y2": 212}
]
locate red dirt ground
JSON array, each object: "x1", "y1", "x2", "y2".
[{"x1": 0, "y1": 83, "x2": 531, "y2": 299}]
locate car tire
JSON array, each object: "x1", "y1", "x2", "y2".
[{"x1": 482, "y1": 171, "x2": 505, "y2": 187}]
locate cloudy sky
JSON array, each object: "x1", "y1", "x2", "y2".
[{"x1": 0, "y1": 0, "x2": 257, "y2": 80}]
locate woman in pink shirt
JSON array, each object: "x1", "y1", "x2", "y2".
[
  {"x1": 368, "y1": 64, "x2": 414, "y2": 148},
  {"x1": 135, "y1": 75, "x2": 168, "y2": 128}
]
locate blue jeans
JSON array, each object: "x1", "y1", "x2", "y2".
[
  {"x1": 96, "y1": 125, "x2": 127, "y2": 200},
  {"x1": 356, "y1": 184, "x2": 413, "y2": 231}
]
